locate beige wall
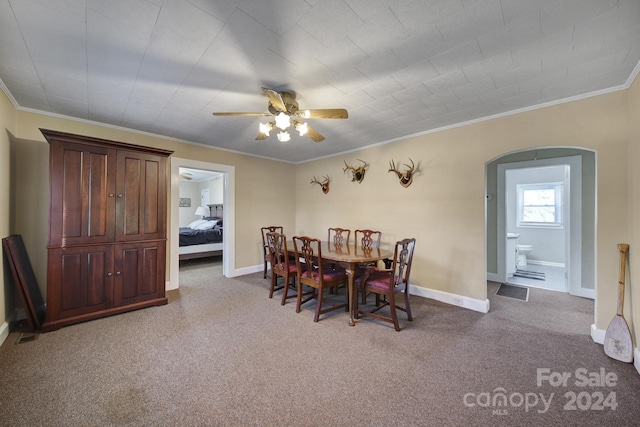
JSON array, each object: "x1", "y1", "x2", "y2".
[
  {"x1": 629, "y1": 75, "x2": 640, "y2": 351},
  {"x1": 178, "y1": 181, "x2": 202, "y2": 227},
  {"x1": 0, "y1": 89, "x2": 16, "y2": 339},
  {"x1": 295, "y1": 88, "x2": 633, "y2": 331}
]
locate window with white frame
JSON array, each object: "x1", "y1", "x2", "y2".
[{"x1": 516, "y1": 182, "x2": 563, "y2": 228}]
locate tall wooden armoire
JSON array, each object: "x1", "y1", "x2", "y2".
[{"x1": 41, "y1": 129, "x2": 173, "y2": 332}]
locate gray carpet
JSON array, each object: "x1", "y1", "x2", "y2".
[{"x1": 0, "y1": 258, "x2": 639, "y2": 426}]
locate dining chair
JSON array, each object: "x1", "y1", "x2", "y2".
[
  {"x1": 354, "y1": 229, "x2": 382, "y2": 303},
  {"x1": 327, "y1": 227, "x2": 351, "y2": 246},
  {"x1": 293, "y1": 236, "x2": 349, "y2": 322},
  {"x1": 354, "y1": 229, "x2": 381, "y2": 251},
  {"x1": 354, "y1": 238, "x2": 416, "y2": 331},
  {"x1": 266, "y1": 232, "x2": 304, "y2": 305},
  {"x1": 327, "y1": 227, "x2": 351, "y2": 275},
  {"x1": 261, "y1": 226, "x2": 283, "y2": 279}
]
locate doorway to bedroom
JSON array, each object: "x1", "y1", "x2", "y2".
[
  {"x1": 178, "y1": 167, "x2": 224, "y2": 266},
  {"x1": 170, "y1": 157, "x2": 236, "y2": 289}
]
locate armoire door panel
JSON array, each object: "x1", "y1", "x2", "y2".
[
  {"x1": 87, "y1": 152, "x2": 111, "y2": 238},
  {"x1": 116, "y1": 151, "x2": 166, "y2": 241},
  {"x1": 114, "y1": 241, "x2": 165, "y2": 306},
  {"x1": 143, "y1": 160, "x2": 160, "y2": 235},
  {"x1": 141, "y1": 246, "x2": 159, "y2": 295},
  {"x1": 48, "y1": 246, "x2": 113, "y2": 320},
  {"x1": 49, "y1": 141, "x2": 116, "y2": 246},
  {"x1": 59, "y1": 252, "x2": 84, "y2": 312},
  {"x1": 61, "y1": 149, "x2": 83, "y2": 239},
  {"x1": 120, "y1": 246, "x2": 140, "y2": 300}
]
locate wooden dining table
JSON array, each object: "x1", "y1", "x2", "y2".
[{"x1": 319, "y1": 241, "x2": 393, "y2": 326}]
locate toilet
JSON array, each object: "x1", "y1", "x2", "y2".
[{"x1": 518, "y1": 244, "x2": 533, "y2": 267}]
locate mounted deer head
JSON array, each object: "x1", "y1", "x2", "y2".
[
  {"x1": 388, "y1": 158, "x2": 415, "y2": 188},
  {"x1": 310, "y1": 175, "x2": 331, "y2": 194},
  {"x1": 343, "y1": 159, "x2": 369, "y2": 183}
]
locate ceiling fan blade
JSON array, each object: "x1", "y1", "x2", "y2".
[
  {"x1": 299, "y1": 109, "x2": 348, "y2": 119},
  {"x1": 213, "y1": 112, "x2": 271, "y2": 117},
  {"x1": 261, "y1": 87, "x2": 287, "y2": 112},
  {"x1": 305, "y1": 125, "x2": 325, "y2": 143},
  {"x1": 179, "y1": 173, "x2": 192, "y2": 180},
  {"x1": 255, "y1": 133, "x2": 268, "y2": 141}
]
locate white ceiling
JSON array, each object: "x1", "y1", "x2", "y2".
[{"x1": 1, "y1": 0, "x2": 639, "y2": 163}]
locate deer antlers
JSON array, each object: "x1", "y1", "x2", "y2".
[
  {"x1": 310, "y1": 175, "x2": 331, "y2": 194},
  {"x1": 388, "y1": 158, "x2": 415, "y2": 188},
  {"x1": 343, "y1": 159, "x2": 368, "y2": 183}
]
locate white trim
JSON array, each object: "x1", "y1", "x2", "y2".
[
  {"x1": 179, "y1": 242, "x2": 223, "y2": 256},
  {"x1": 486, "y1": 272, "x2": 501, "y2": 282},
  {"x1": 170, "y1": 158, "x2": 236, "y2": 289},
  {"x1": 410, "y1": 285, "x2": 491, "y2": 313},
  {"x1": 635, "y1": 348, "x2": 640, "y2": 375},
  {"x1": 234, "y1": 264, "x2": 264, "y2": 277},
  {"x1": 243, "y1": 265, "x2": 491, "y2": 313},
  {"x1": 591, "y1": 324, "x2": 605, "y2": 345},
  {"x1": 527, "y1": 260, "x2": 565, "y2": 268},
  {"x1": 0, "y1": 309, "x2": 19, "y2": 347},
  {"x1": 0, "y1": 320, "x2": 10, "y2": 347}
]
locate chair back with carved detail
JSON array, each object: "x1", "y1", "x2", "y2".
[
  {"x1": 354, "y1": 229, "x2": 381, "y2": 251},
  {"x1": 327, "y1": 227, "x2": 351, "y2": 246},
  {"x1": 265, "y1": 232, "x2": 299, "y2": 304},
  {"x1": 261, "y1": 226, "x2": 283, "y2": 279}
]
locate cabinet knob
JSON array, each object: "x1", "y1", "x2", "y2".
[
  {"x1": 117, "y1": 194, "x2": 123, "y2": 198},
  {"x1": 108, "y1": 193, "x2": 114, "y2": 197},
  {"x1": 116, "y1": 271, "x2": 121, "y2": 275},
  {"x1": 107, "y1": 272, "x2": 112, "y2": 277}
]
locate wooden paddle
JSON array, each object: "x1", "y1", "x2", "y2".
[{"x1": 603, "y1": 243, "x2": 633, "y2": 363}]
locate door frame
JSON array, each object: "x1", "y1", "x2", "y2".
[
  {"x1": 495, "y1": 154, "x2": 594, "y2": 299},
  {"x1": 168, "y1": 157, "x2": 236, "y2": 290}
]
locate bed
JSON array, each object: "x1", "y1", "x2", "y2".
[{"x1": 179, "y1": 204, "x2": 223, "y2": 260}]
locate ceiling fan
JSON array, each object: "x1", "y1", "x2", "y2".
[{"x1": 213, "y1": 87, "x2": 348, "y2": 143}]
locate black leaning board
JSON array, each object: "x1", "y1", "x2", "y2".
[{"x1": 2, "y1": 235, "x2": 46, "y2": 331}]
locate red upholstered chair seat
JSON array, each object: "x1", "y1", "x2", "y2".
[
  {"x1": 355, "y1": 270, "x2": 396, "y2": 291},
  {"x1": 302, "y1": 268, "x2": 346, "y2": 282}
]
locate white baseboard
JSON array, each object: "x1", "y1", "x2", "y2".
[
  {"x1": 0, "y1": 309, "x2": 19, "y2": 347},
  {"x1": 486, "y1": 272, "x2": 501, "y2": 282},
  {"x1": 245, "y1": 265, "x2": 491, "y2": 313},
  {"x1": 527, "y1": 260, "x2": 565, "y2": 268},
  {"x1": 592, "y1": 324, "x2": 639, "y2": 375},
  {"x1": 591, "y1": 324, "x2": 605, "y2": 344},
  {"x1": 231, "y1": 264, "x2": 262, "y2": 278},
  {"x1": 410, "y1": 285, "x2": 490, "y2": 313},
  {"x1": 0, "y1": 320, "x2": 10, "y2": 347}
]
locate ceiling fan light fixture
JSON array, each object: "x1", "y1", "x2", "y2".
[
  {"x1": 295, "y1": 121, "x2": 308, "y2": 136},
  {"x1": 277, "y1": 131, "x2": 291, "y2": 142},
  {"x1": 259, "y1": 121, "x2": 274, "y2": 135},
  {"x1": 275, "y1": 111, "x2": 291, "y2": 130},
  {"x1": 301, "y1": 109, "x2": 311, "y2": 119}
]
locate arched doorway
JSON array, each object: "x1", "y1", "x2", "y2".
[{"x1": 486, "y1": 147, "x2": 596, "y2": 299}]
